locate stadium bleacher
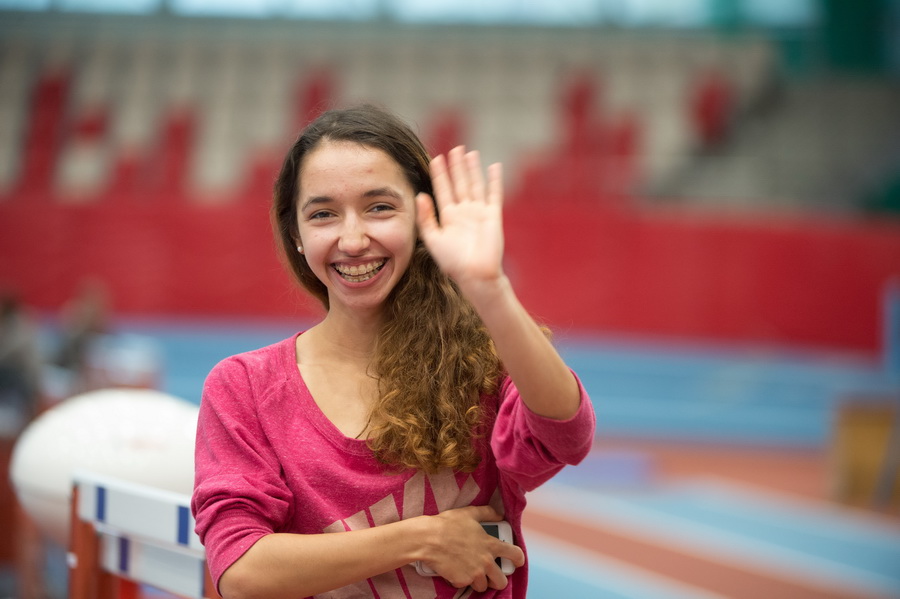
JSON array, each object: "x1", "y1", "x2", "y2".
[{"x1": 1, "y1": 7, "x2": 900, "y2": 598}]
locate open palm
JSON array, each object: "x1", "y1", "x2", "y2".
[{"x1": 416, "y1": 146, "x2": 505, "y2": 289}]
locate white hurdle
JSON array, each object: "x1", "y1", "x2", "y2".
[{"x1": 69, "y1": 470, "x2": 220, "y2": 599}]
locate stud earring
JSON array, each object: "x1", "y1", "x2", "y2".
[{"x1": 296, "y1": 246, "x2": 303, "y2": 253}]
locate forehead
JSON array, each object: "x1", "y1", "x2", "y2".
[{"x1": 299, "y1": 140, "x2": 412, "y2": 195}]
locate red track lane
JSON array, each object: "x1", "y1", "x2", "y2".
[{"x1": 523, "y1": 508, "x2": 893, "y2": 599}]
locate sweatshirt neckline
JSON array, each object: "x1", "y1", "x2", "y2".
[{"x1": 283, "y1": 332, "x2": 375, "y2": 456}]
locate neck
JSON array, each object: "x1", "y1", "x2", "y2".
[{"x1": 311, "y1": 307, "x2": 384, "y2": 364}]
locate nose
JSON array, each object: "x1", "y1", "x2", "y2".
[{"x1": 338, "y1": 215, "x2": 370, "y2": 255}]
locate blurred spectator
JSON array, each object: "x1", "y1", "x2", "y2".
[
  {"x1": 51, "y1": 279, "x2": 110, "y2": 395},
  {"x1": 0, "y1": 290, "x2": 42, "y2": 437}
]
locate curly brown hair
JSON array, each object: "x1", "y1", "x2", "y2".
[{"x1": 272, "y1": 104, "x2": 501, "y2": 473}]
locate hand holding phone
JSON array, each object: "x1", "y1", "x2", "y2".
[{"x1": 414, "y1": 521, "x2": 516, "y2": 576}]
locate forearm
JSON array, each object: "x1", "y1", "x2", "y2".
[
  {"x1": 462, "y1": 275, "x2": 581, "y2": 420},
  {"x1": 220, "y1": 516, "x2": 430, "y2": 599}
]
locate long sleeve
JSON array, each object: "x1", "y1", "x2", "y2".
[
  {"x1": 191, "y1": 355, "x2": 294, "y2": 586},
  {"x1": 491, "y1": 372, "x2": 595, "y2": 493}
]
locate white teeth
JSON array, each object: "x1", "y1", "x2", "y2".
[{"x1": 334, "y1": 260, "x2": 385, "y2": 281}]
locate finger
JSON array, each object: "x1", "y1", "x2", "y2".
[
  {"x1": 448, "y1": 145, "x2": 472, "y2": 203},
  {"x1": 486, "y1": 162, "x2": 503, "y2": 207},
  {"x1": 449, "y1": 577, "x2": 469, "y2": 590},
  {"x1": 465, "y1": 504, "x2": 503, "y2": 522},
  {"x1": 486, "y1": 564, "x2": 509, "y2": 590},
  {"x1": 499, "y1": 543, "x2": 526, "y2": 568},
  {"x1": 415, "y1": 193, "x2": 440, "y2": 236},
  {"x1": 471, "y1": 574, "x2": 489, "y2": 593},
  {"x1": 429, "y1": 154, "x2": 455, "y2": 212},
  {"x1": 464, "y1": 150, "x2": 486, "y2": 202}
]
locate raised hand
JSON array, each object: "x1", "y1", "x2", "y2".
[{"x1": 416, "y1": 146, "x2": 505, "y2": 291}]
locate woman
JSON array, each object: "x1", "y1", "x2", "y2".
[{"x1": 192, "y1": 104, "x2": 595, "y2": 599}]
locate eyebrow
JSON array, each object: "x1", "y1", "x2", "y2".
[{"x1": 300, "y1": 187, "x2": 403, "y2": 211}]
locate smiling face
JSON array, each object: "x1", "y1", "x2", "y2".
[{"x1": 295, "y1": 140, "x2": 418, "y2": 318}]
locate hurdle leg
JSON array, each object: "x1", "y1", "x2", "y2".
[
  {"x1": 13, "y1": 500, "x2": 45, "y2": 599},
  {"x1": 97, "y1": 574, "x2": 139, "y2": 599},
  {"x1": 117, "y1": 578, "x2": 141, "y2": 599},
  {"x1": 68, "y1": 484, "x2": 100, "y2": 599},
  {"x1": 97, "y1": 570, "x2": 117, "y2": 599}
]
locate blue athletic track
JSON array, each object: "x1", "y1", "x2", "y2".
[{"x1": 20, "y1": 318, "x2": 900, "y2": 598}]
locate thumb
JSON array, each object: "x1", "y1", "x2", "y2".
[
  {"x1": 415, "y1": 192, "x2": 439, "y2": 236},
  {"x1": 466, "y1": 504, "x2": 503, "y2": 523}
]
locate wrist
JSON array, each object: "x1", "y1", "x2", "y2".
[
  {"x1": 406, "y1": 514, "x2": 442, "y2": 564},
  {"x1": 457, "y1": 274, "x2": 512, "y2": 314}
]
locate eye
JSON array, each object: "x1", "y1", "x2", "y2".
[
  {"x1": 370, "y1": 203, "x2": 395, "y2": 214},
  {"x1": 308, "y1": 210, "x2": 333, "y2": 220}
]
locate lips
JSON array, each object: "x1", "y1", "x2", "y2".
[{"x1": 332, "y1": 259, "x2": 386, "y2": 282}]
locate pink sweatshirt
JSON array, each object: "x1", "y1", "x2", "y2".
[{"x1": 192, "y1": 333, "x2": 595, "y2": 598}]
